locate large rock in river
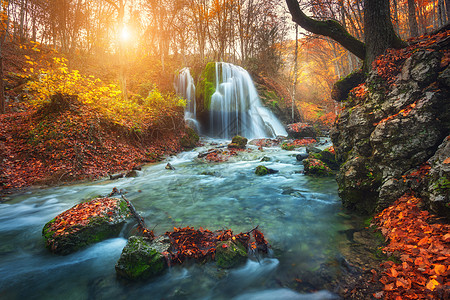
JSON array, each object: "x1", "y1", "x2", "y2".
[
  {"x1": 42, "y1": 197, "x2": 130, "y2": 255},
  {"x1": 115, "y1": 236, "x2": 169, "y2": 280}
]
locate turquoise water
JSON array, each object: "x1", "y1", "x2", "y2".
[{"x1": 0, "y1": 139, "x2": 348, "y2": 299}]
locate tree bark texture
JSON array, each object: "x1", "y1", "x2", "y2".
[
  {"x1": 408, "y1": 0, "x2": 419, "y2": 37},
  {"x1": 364, "y1": 0, "x2": 406, "y2": 69}
]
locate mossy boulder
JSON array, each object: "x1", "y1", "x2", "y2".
[
  {"x1": 255, "y1": 165, "x2": 278, "y2": 176},
  {"x1": 180, "y1": 127, "x2": 199, "y2": 149},
  {"x1": 309, "y1": 147, "x2": 339, "y2": 170},
  {"x1": 115, "y1": 236, "x2": 169, "y2": 280},
  {"x1": 281, "y1": 142, "x2": 295, "y2": 151},
  {"x1": 303, "y1": 158, "x2": 333, "y2": 177},
  {"x1": 42, "y1": 197, "x2": 130, "y2": 255},
  {"x1": 228, "y1": 135, "x2": 248, "y2": 149},
  {"x1": 215, "y1": 239, "x2": 247, "y2": 268}
]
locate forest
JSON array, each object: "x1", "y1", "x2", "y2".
[{"x1": 0, "y1": 0, "x2": 449, "y2": 299}]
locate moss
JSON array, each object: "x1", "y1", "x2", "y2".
[
  {"x1": 197, "y1": 62, "x2": 216, "y2": 110},
  {"x1": 228, "y1": 135, "x2": 248, "y2": 149},
  {"x1": 303, "y1": 158, "x2": 333, "y2": 177},
  {"x1": 215, "y1": 240, "x2": 247, "y2": 268},
  {"x1": 255, "y1": 165, "x2": 269, "y2": 176},
  {"x1": 180, "y1": 127, "x2": 200, "y2": 149},
  {"x1": 434, "y1": 175, "x2": 450, "y2": 191},
  {"x1": 281, "y1": 142, "x2": 295, "y2": 151},
  {"x1": 115, "y1": 236, "x2": 166, "y2": 280},
  {"x1": 331, "y1": 69, "x2": 366, "y2": 102}
]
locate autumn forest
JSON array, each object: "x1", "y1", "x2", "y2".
[{"x1": 0, "y1": 0, "x2": 449, "y2": 299}]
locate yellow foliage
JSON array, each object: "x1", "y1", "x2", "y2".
[{"x1": 26, "y1": 56, "x2": 185, "y2": 132}]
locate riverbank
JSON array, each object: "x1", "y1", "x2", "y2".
[{"x1": 0, "y1": 100, "x2": 189, "y2": 200}]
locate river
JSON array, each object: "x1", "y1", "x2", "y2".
[{"x1": 0, "y1": 138, "x2": 352, "y2": 299}]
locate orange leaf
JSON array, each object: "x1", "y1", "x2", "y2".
[
  {"x1": 434, "y1": 264, "x2": 446, "y2": 275},
  {"x1": 417, "y1": 237, "x2": 428, "y2": 246},
  {"x1": 384, "y1": 283, "x2": 395, "y2": 291},
  {"x1": 426, "y1": 279, "x2": 440, "y2": 291},
  {"x1": 390, "y1": 267, "x2": 398, "y2": 277},
  {"x1": 443, "y1": 157, "x2": 450, "y2": 164}
]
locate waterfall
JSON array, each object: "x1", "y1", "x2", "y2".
[
  {"x1": 176, "y1": 67, "x2": 200, "y2": 132},
  {"x1": 210, "y1": 62, "x2": 287, "y2": 139}
]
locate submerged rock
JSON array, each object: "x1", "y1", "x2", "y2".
[
  {"x1": 165, "y1": 163, "x2": 175, "y2": 170},
  {"x1": 228, "y1": 135, "x2": 248, "y2": 149},
  {"x1": 215, "y1": 239, "x2": 247, "y2": 268},
  {"x1": 115, "y1": 236, "x2": 169, "y2": 280},
  {"x1": 42, "y1": 197, "x2": 130, "y2": 255}
]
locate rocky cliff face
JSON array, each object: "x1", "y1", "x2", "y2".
[{"x1": 331, "y1": 30, "x2": 450, "y2": 217}]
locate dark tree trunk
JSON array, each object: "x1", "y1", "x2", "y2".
[
  {"x1": 446, "y1": 0, "x2": 450, "y2": 22},
  {"x1": 285, "y1": 0, "x2": 406, "y2": 70},
  {"x1": 408, "y1": 0, "x2": 419, "y2": 37},
  {"x1": 364, "y1": 0, "x2": 405, "y2": 69}
]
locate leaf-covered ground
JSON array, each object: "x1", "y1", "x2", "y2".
[
  {"x1": 0, "y1": 98, "x2": 186, "y2": 195},
  {"x1": 373, "y1": 195, "x2": 449, "y2": 299}
]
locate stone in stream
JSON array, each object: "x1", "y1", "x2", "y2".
[
  {"x1": 308, "y1": 147, "x2": 339, "y2": 170},
  {"x1": 255, "y1": 165, "x2": 279, "y2": 176},
  {"x1": 42, "y1": 197, "x2": 131, "y2": 255},
  {"x1": 215, "y1": 239, "x2": 248, "y2": 269},
  {"x1": 115, "y1": 236, "x2": 170, "y2": 280},
  {"x1": 228, "y1": 135, "x2": 248, "y2": 149},
  {"x1": 296, "y1": 153, "x2": 309, "y2": 161},
  {"x1": 165, "y1": 162, "x2": 175, "y2": 170},
  {"x1": 303, "y1": 158, "x2": 333, "y2": 177}
]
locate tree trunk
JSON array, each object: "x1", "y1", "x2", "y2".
[
  {"x1": 364, "y1": 0, "x2": 405, "y2": 69},
  {"x1": 408, "y1": 0, "x2": 419, "y2": 37},
  {"x1": 445, "y1": 0, "x2": 450, "y2": 22}
]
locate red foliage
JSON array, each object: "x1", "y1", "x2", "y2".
[
  {"x1": 349, "y1": 83, "x2": 368, "y2": 100},
  {"x1": 374, "y1": 194, "x2": 450, "y2": 299},
  {"x1": 374, "y1": 100, "x2": 418, "y2": 126},
  {"x1": 47, "y1": 197, "x2": 120, "y2": 238},
  {"x1": 372, "y1": 30, "x2": 450, "y2": 86},
  {"x1": 164, "y1": 226, "x2": 269, "y2": 265},
  {"x1": 0, "y1": 105, "x2": 185, "y2": 192}
]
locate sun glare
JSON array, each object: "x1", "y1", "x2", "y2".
[{"x1": 120, "y1": 25, "x2": 130, "y2": 42}]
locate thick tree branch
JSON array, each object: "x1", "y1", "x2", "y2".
[{"x1": 285, "y1": 0, "x2": 366, "y2": 60}]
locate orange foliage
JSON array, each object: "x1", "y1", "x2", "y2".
[
  {"x1": 164, "y1": 226, "x2": 268, "y2": 265},
  {"x1": 373, "y1": 30, "x2": 450, "y2": 86},
  {"x1": 374, "y1": 194, "x2": 450, "y2": 299},
  {"x1": 47, "y1": 197, "x2": 120, "y2": 238},
  {"x1": 374, "y1": 100, "x2": 418, "y2": 126}
]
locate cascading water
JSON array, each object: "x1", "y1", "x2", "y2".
[
  {"x1": 175, "y1": 67, "x2": 200, "y2": 132},
  {"x1": 210, "y1": 62, "x2": 287, "y2": 139}
]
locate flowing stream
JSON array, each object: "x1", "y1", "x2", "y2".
[{"x1": 0, "y1": 139, "x2": 352, "y2": 300}]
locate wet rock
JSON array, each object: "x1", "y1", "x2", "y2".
[
  {"x1": 228, "y1": 135, "x2": 248, "y2": 149},
  {"x1": 424, "y1": 136, "x2": 450, "y2": 218},
  {"x1": 165, "y1": 163, "x2": 175, "y2": 170},
  {"x1": 109, "y1": 173, "x2": 124, "y2": 180},
  {"x1": 125, "y1": 170, "x2": 139, "y2": 178},
  {"x1": 215, "y1": 239, "x2": 247, "y2": 269},
  {"x1": 308, "y1": 147, "x2": 339, "y2": 170},
  {"x1": 303, "y1": 158, "x2": 333, "y2": 177},
  {"x1": 180, "y1": 127, "x2": 199, "y2": 149},
  {"x1": 115, "y1": 236, "x2": 169, "y2": 280},
  {"x1": 260, "y1": 156, "x2": 271, "y2": 162},
  {"x1": 306, "y1": 145, "x2": 321, "y2": 154},
  {"x1": 255, "y1": 165, "x2": 278, "y2": 176},
  {"x1": 296, "y1": 153, "x2": 309, "y2": 161},
  {"x1": 286, "y1": 122, "x2": 317, "y2": 139},
  {"x1": 42, "y1": 197, "x2": 130, "y2": 255}
]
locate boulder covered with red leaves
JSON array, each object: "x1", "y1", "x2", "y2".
[
  {"x1": 286, "y1": 122, "x2": 317, "y2": 139},
  {"x1": 42, "y1": 197, "x2": 130, "y2": 255}
]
